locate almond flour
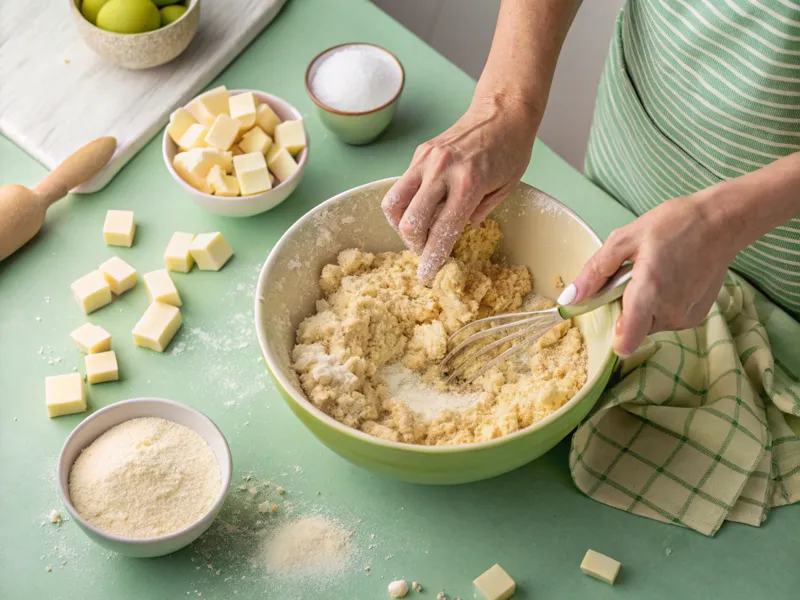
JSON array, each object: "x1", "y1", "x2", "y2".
[{"x1": 68, "y1": 417, "x2": 221, "y2": 539}]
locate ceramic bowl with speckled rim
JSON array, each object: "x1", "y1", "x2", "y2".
[
  {"x1": 70, "y1": 0, "x2": 200, "y2": 70},
  {"x1": 254, "y1": 178, "x2": 619, "y2": 485}
]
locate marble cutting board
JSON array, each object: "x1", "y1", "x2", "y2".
[{"x1": 0, "y1": 0, "x2": 287, "y2": 193}]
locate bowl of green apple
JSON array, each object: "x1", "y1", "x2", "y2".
[{"x1": 71, "y1": 0, "x2": 200, "y2": 70}]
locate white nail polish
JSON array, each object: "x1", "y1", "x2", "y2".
[{"x1": 557, "y1": 283, "x2": 577, "y2": 306}]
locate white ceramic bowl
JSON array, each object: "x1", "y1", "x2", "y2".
[
  {"x1": 163, "y1": 89, "x2": 309, "y2": 217},
  {"x1": 57, "y1": 398, "x2": 232, "y2": 558},
  {"x1": 305, "y1": 43, "x2": 405, "y2": 145}
]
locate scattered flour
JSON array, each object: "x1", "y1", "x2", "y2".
[
  {"x1": 262, "y1": 515, "x2": 352, "y2": 577},
  {"x1": 68, "y1": 417, "x2": 221, "y2": 538}
]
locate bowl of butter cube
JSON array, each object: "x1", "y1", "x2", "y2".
[{"x1": 162, "y1": 86, "x2": 309, "y2": 217}]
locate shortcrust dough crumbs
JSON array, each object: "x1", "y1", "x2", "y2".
[{"x1": 292, "y1": 220, "x2": 588, "y2": 445}]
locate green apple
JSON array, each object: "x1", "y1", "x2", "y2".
[
  {"x1": 96, "y1": 0, "x2": 161, "y2": 34},
  {"x1": 153, "y1": 0, "x2": 182, "y2": 6},
  {"x1": 80, "y1": 0, "x2": 111, "y2": 25},
  {"x1": 160, "y1": 4, "x2": 186, "y2": 26}
]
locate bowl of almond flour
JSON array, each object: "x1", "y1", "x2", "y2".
[
  {"x1": 255, "y1": 178, "x2": 620, "y2": 484},
  {"x1": 57, "y1": 398, "x2": 232, "y2": 557}
]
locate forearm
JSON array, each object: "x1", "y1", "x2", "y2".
[
  {"x1": 474, "y1": 0, "x2": 582, "y2": 129},
  {"x1": 699, "y1": 152, "x2": 800, "y2": 250}
]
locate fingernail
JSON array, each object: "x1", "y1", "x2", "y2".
[{"x1": 557, "y1": 283, "x2": 577, "y2": 306}]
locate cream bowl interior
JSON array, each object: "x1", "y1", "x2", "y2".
[
  {"x1": 255, "y1": 178, "x2": 618, "y2": 484},
  {"x1": 57, "y1": 398, "x2": 232, "y2": 558}
]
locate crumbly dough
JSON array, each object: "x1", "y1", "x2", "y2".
[{"x1": 292, "y1": 221, "x2": 588, "y2": 445}]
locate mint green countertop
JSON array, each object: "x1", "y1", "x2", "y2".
[{"x1": 1, "y1": 1, "x2": 797, "y2": 598}]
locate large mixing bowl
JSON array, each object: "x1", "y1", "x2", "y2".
[{"x1": 254, "y1": 178, "x2": 619, "y2": 484}]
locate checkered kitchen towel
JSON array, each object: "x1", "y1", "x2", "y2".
[{"x1": 570, "y1": 273, "x2": 800, "y2": 536}]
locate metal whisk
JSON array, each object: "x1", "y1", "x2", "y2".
[{"x1": 440, "y1": 264, "x2": 633, "y2": 384}]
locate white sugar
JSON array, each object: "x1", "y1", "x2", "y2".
[
  {"x1": 311, "y1": 46, "x2": 402, "y2": 113},
  {"x1": 381, "y1": 363, "x2": 482, "y2": 420}
]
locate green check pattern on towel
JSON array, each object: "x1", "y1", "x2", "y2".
[{"x1": 570, "y1": 273, "x2": 800, "y2": 536}]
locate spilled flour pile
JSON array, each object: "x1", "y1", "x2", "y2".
[
  {"x1": 291, "y1": 220, "x2": 588, "y2": 446},
  {"x1": 262, "y1": 515, "x2": 352, "y2": 577}
]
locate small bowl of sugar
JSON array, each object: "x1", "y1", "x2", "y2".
[
  {"x1": 57, "y1": 397, "x2": 232, "y2": 558},
  {"x1": 305, "y1": 43, "x2": 405, "y2": 145}
]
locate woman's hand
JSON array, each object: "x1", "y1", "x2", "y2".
[
  {"x1": 560, "y1": 191, "x2": 737, "y2": 357},
  {"x1": 382, "y1": 93, "x2": 539, "y2": 282}
]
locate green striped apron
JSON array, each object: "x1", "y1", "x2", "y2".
[{"x1": 585, "y1": 0, "x2": 800, "y2": 317}]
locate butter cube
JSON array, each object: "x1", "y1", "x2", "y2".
[
  {"x1": 144, "y1": 269, "x2": 181, "y2": 307},
  {"x1": 229, "y1": 92, "x2": 257, "y2": 130},
  {"x1": 177, "y1": 123, "x2": 209, "y2": 150},
  {"x1": 580, "y1": 550, "x2": 621, "y2": 585},
  {"x1": 174, "y1": 149, "x2": 233, "y2": 193},
  {"x1": 71, "y1": 270, "x2": 112, "y2": 314},
  {"x1": 190, "y1": 232, "x2": 233, "y2": 271},
  {"x1": 85, "y1": 351, "x2": 119, "y2": 384},
  {"x1": 233, "y1": 152, "x2": 271, "y2": 195},
  {"x1": 45, "y1": 373, "x2": 86, "y2": 418},
  {"x1": 98, "y1": 256, "x2": 137, "y2": 295},
  {"x1": 205, "y1": 113, "x2": 240, "y2": 151},
  {"x1": 207, "y1": 165, "x2": 241, "y2": 197},
  {"x1": 187, "y1": 85, "x2": 230, "y2": 125},
  {"x1": 274, "y1": 120, "x2": 306, "y2": 156},
  {"x1": 133, "y1": 302, "x2": 182, "y2": 353},
  {"x1": 103, "y1": 210, "x2": 135, "y2": 247},
  {"x1": 164, "y1": 232, "x2": 195, "y2": 272},
  {"x1": 267, "y1": 147, "x2": 299, "y2": 182},
  {"x1": 167, "y1": 108, "x2": 197, "y2": 145},
  {"x1": 256, "y1": 102, "x2": 281, "y2": 136},
  {"x1": 70, "y1": 323, "x2": 111, "y2": 354},
  {"x1": 239, "y1": 126, "x2": 273, "y2": 155},
  {"x1": 473, "y1": 564, "x2": 515, "y2": 600}
]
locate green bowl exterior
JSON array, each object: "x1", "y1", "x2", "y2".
[
  {"x1": 265, "y1": 357, "x2": 615, "y2": 485},
  {"x1": 316, "y1": 100, "x2": 398, "y2": 145}
]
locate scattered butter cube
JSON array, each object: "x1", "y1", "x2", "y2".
[
  {"x1": 207, "y1": 164, "x2": 241, "y2": 197},
  {"x1": 233, "y1": 152, "x2": 271, "y2": 195},
  {"x1": 85, "y1": 351, "x2": 119, "y2": 384},
  {"x1": 580, "y1": 550, "x2": 620, "y2": 585},
  {"x1": 239, "y1": 126, "x2": 273, "y2": 156},
  {"x1": 187, "y1": 85, "x2": 230, "y2": 126},
  {"x1": 205, "y1": 113, "x2": 240, "y2": 151},
  {"x1": 473, "y1": 564, "x2": 515, "y2": 600},
  {"x1": 45, "y1": 373, "x2": 86, "y2": 418},
  {"x1": 267, "y1": 147, "x2": 299, "y2": 182},
  {"x1": 256, "y1": 102, "x2": 281, "y2": 136},
  {"x1": 190, "y1": 232, "x2": 233, "y2": 271},
  {"x1": 274, "y1": 120, "x2": 306, "y2": 156},
  {"x1": 144, "y1": 269, "x2": 181, "y2": 307},
  {"x1": 177, "y1": 123, "x2": 209, "y2": 150},
  {"x1": 229, "y1": 92, "x2": 257, "y2": 130},
  {"x1": 98, "y1": 256, "x2": 137, "y2": 295},
  {"x1": 164, "y1": 232, "x2": 195, "y2": 272},
  {"x1": 70, "y1": 323, "x2": 111, "y2": 354},
  {"x1": 103, "y1": 210, "x2": 135, "y2": 247},
  {"x1": 167, "y1": 108, "x2": 197, "y2": 146},
  {"x1": 71, "y1": 270, "x2": 112, "y2": 314},
  {"x1": 133, "y1": 302, "x2": 182, "y2": 352}
]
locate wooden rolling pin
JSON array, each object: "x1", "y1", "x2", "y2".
[{"x1": 0, "y1": 136, "x2": 117, "y2": 261}]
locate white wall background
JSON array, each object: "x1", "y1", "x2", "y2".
[{"x1": 372, "y1": 0, "x2": 625, "y2": 170}]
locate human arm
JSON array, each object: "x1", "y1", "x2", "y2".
[
  {"x1": 562, "y1": 151, "x2": 800, "y2": 356},
  {"x1": 382, "y1": 0, "x2": 583, "y2": 282}
]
